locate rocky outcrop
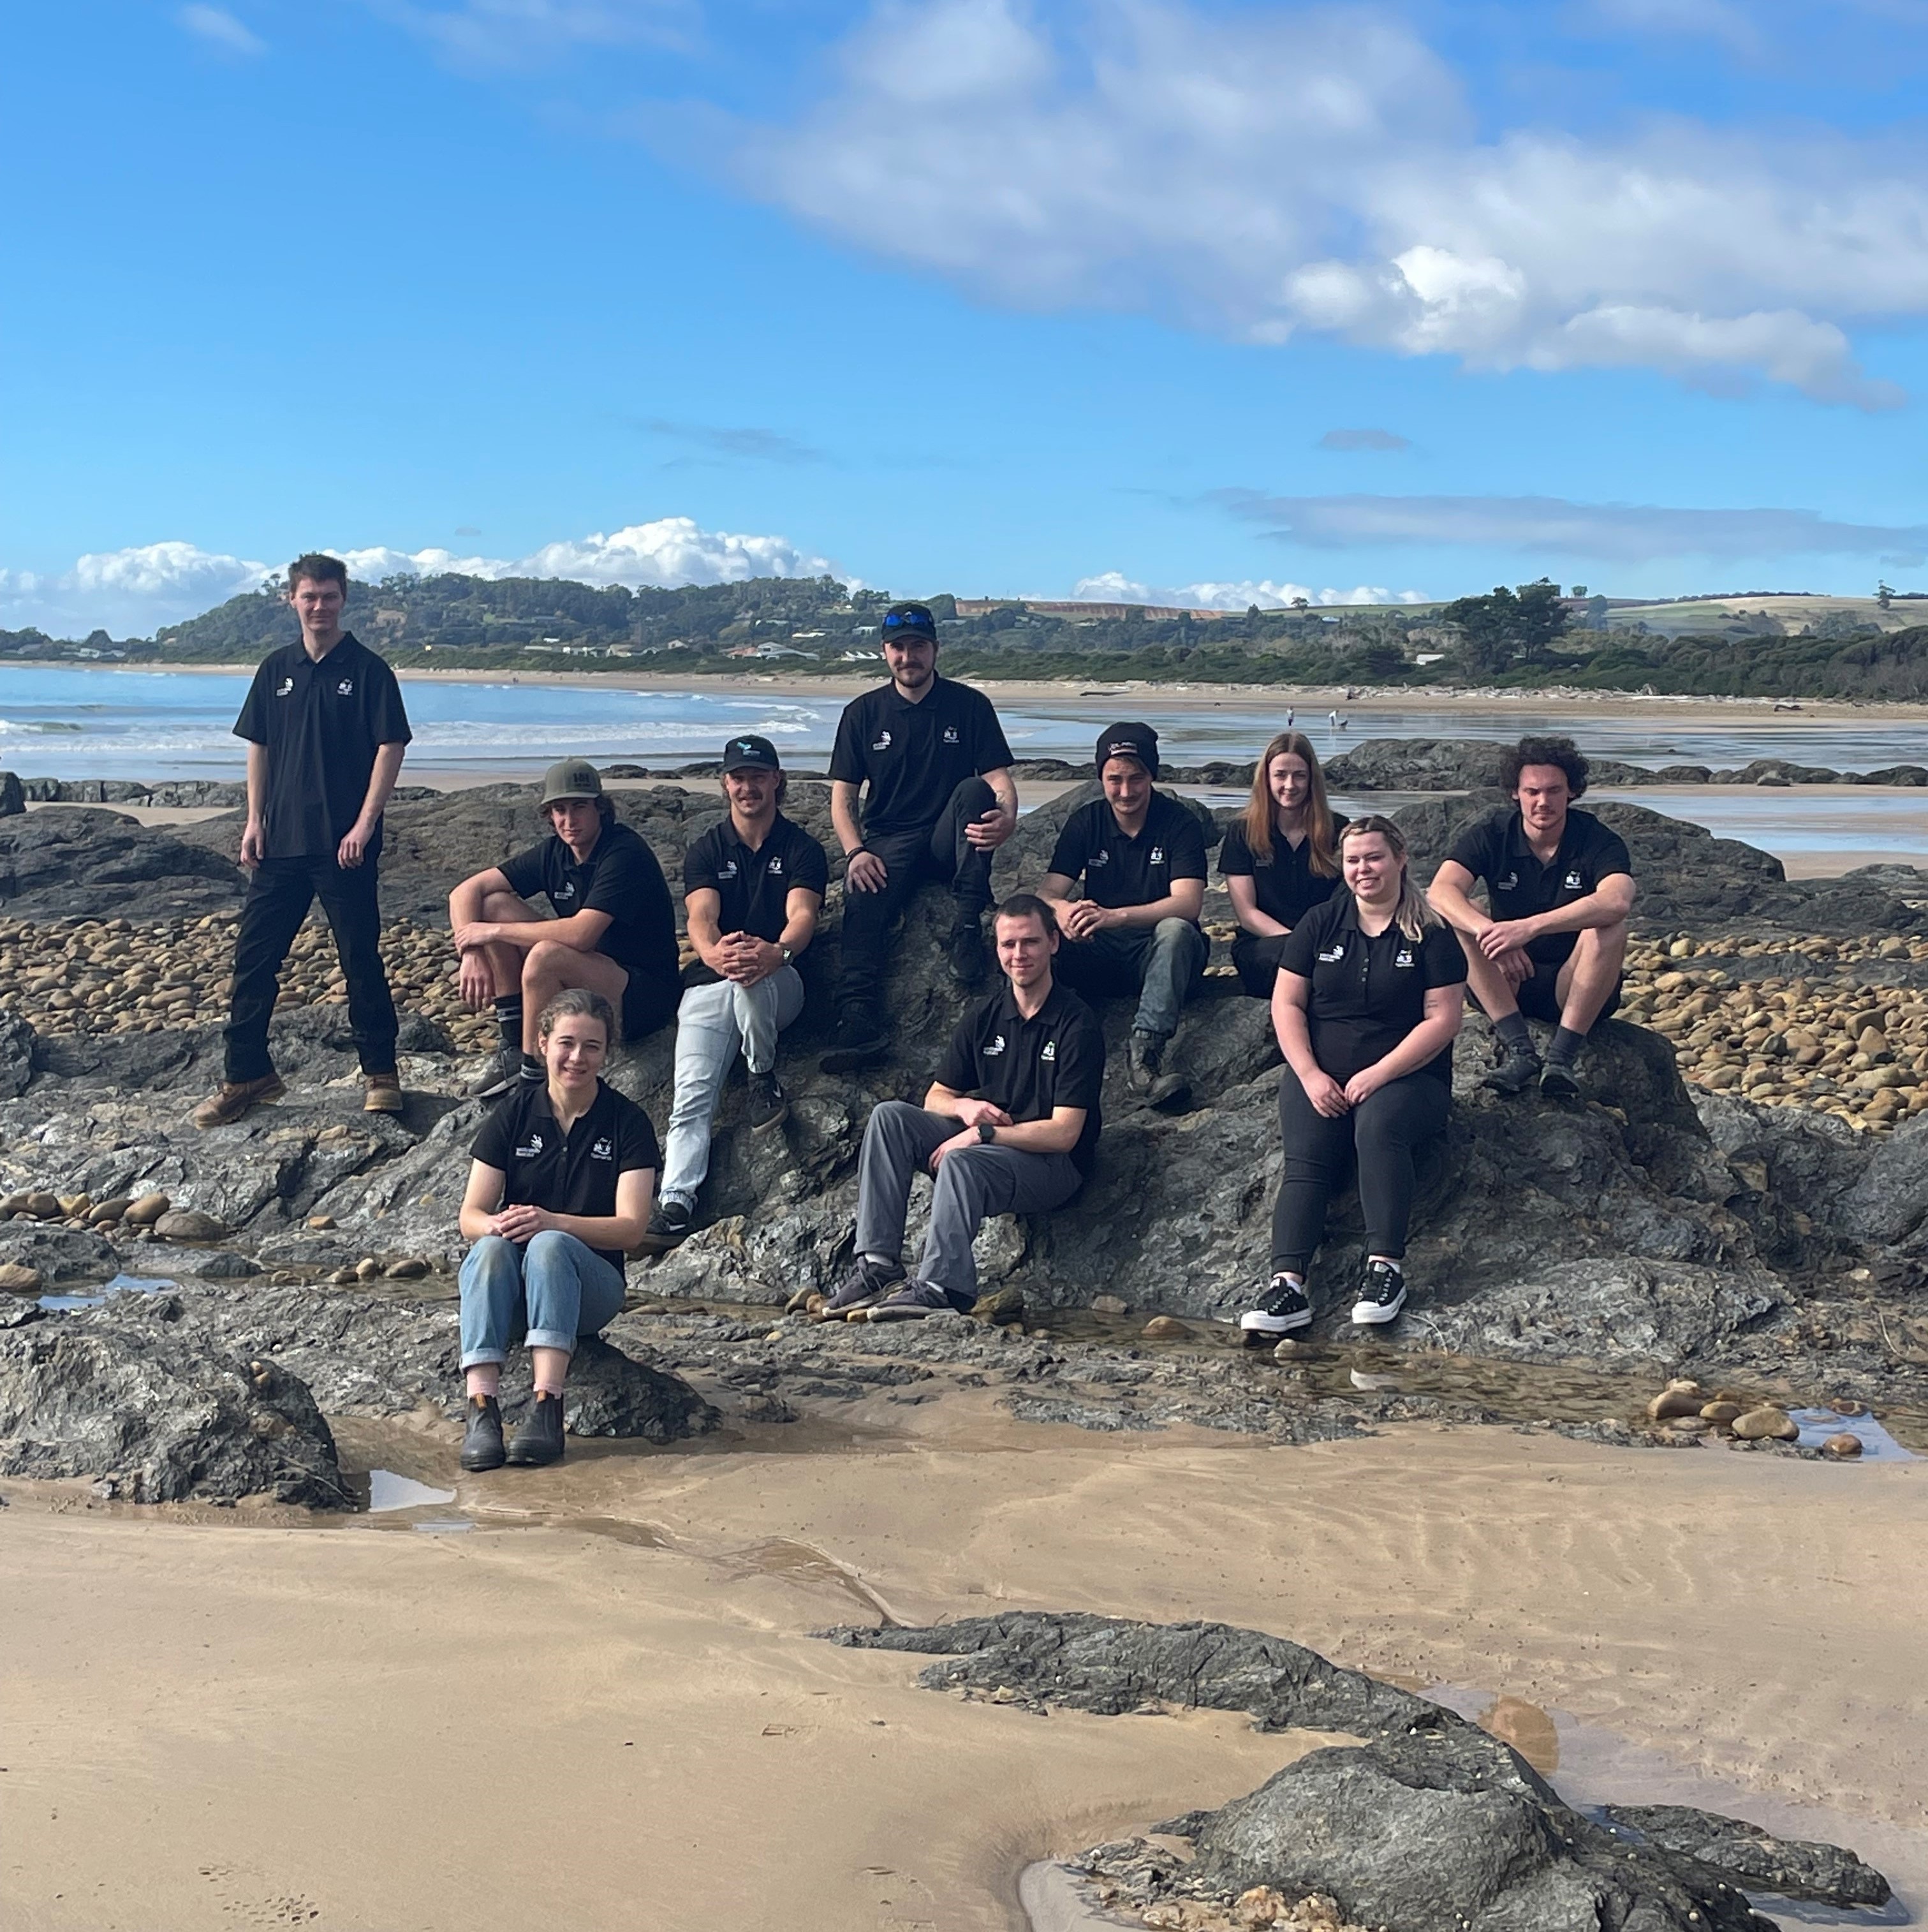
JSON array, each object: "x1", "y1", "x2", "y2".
[
  {"x1": 0, "y1": 808, "x2": 244, "y2": 920},
  {"x1": 1598, "y1": 1804, "x2": 1891, "y2": 1909}
]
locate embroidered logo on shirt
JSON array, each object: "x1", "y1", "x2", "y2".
[
  {"x1": 767, "y1": 856, "x2": 783, "y2": 874},
  {"x1": 983, "y1": 1033, "x2": 1006, "y2": 1056},
  {"x1": 1149, "y1": 846, "x2": 1166, "y2": 866},
  {"x1": 716, "y1": 860, "x2": 739, "y2": 880},
  {"x1": 554, "y1": 883, "x2": 577, "y2": 903},
  {"x1": 1089, "y1": 849, "x2": 1110, "y2": 868},
  {"x1": 336, "y1": 678, "x2": 353, "y2": 696},
  {"x1": 1394, "y1": 947, "x2": 1416, "y2": 968},
  {"x1": 1498, "y1": 870, "x2": 1519, "y2": 890},
  {"x1": 590, "y1": 1135, "x2": 614, "y2": 1161},
  {"x1": 276, "y1": 677, "x2": 294, "y2": 697},
  {"x1": 515, "y1": 1134, "x2": 544, "y2": 1158},
  {"x1": 872, "y1": 730, "x2": 892, "y2": 751},
  {"x1": 942, "y1": 725, "x2": 960, "y2": 744},
  {"x1": 1563, "y1": 869, "x2": 1583, "y2": 891},
  {"x1": 1040, "y1": 1040, "x2": 1057, "y2": 1061},
  {"x1": 1317, "y1": 943, "x2": 1346, "y2": 962}
]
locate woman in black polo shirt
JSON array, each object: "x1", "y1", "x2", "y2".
[
  {"x1": 455, "y1": 988, "x2": 659, "y2": 1471},
  {"x1": 1219, "y1": 731, "x2": 1346, "y2": 996},
  {"x1": 1241, "y1": 815, "x2": 1467, "y2": 1338}
]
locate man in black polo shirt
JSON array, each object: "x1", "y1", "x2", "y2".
[
  {"x1": 449, "y1": 759, "x2": 681, "y2": 1095},
  {"x1": 195, "y1": 553, "x2": 413, "y2": 1129},
  {"x1": 822, "y1": 601, "x2": 1019, "y2": 1072},
  {"x1": 1040, "y1": 723, "x2": 1210, "y2": 1110},
  {"x1": 814, "y1": 894, "x2": 1104, "y2": 1320},
  {"x1": 640, "y1": 734, "x2": 829, "y2": 1251},
  {"x1": 1429, "y1": 734, "x2": 1636, "y2": 1100}
]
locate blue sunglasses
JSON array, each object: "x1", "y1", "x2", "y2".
[{"x1": 882, "y1": 607, "x2": 936, "y2": 637}]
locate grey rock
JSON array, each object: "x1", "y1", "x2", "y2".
[
  {"x1": 0, "y1": 1289, "x2": 351, "y2": 1507},
  {"x1": 0, "y1": 1223, "x2": 119, "y2": 1282},
  {"x1": 0, "y1": 807, "x2": 243, "y2": 920},
  {"x1": 154, "y1": 1208, "x2": 230, "y2": 1243},
  {"x1": 0, "y1": 769, "x2": 24, "y2": 816},
  {"x1": 0, "y1": 1010, "x2": 34, "y2": 1099},
  {"x1": 1601, "y1": 1803, "x2": 1890, "y2": 1908},
  {"x1": 1838, "y1": 1114, "x2": 1928, "y2": 1251},
  {"x1": 1326, "y1": 737, "x2": 1666, "y2": 793}
]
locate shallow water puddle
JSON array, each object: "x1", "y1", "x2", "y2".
[
  {"x1": 364, "y1": 1469, "x2": 456, "y2": 1513},
  {"x1": 37, "y1": 1271, "x2": 178, "y2": 1312}
]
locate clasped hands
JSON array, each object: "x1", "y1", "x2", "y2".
[
  {"x1": 1301, "y1": 1068, "x2": 1389, "y2": 1118},
  {"x1": 487, "y1": 1203, "x2": 558, "y2": 1243},
  {"x1": 1477, "y1": 918, "x2": 1539, "y2": 987},
  {"x1": 930, "y1": 1096, "x2": 1012, "y2": 1170}
]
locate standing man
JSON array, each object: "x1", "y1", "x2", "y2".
[
  {"x1": 815, "y1": 894, "x2": 1104, "y2": 1320},
  {"x1": 449, "y1": 760, "x2": 681, "y2": 1096},
  {"x1": 1427, "y1": 735, "x2": 1636, "y2": 1100},
  {"x1": 1040, "y1": 723, "x2": 1209, "y2": 1111},
  {"x1": 640, "y1": 735, "x2": 828, "y2": 1253},
  {"x1": 195, "y1": 554, "x2": 411, "y2": 1128},
  {"x1": 821, "y1": 601, "x2": 1019, "y2": 1072}
]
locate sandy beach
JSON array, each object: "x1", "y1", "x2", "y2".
[{"x1": 4, "y1": 1389, "x2": 1924, "y2": 1932}]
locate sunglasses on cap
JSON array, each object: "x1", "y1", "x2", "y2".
[{"x1": 881, "y1": 607, "x2": 936, "y2": 638}]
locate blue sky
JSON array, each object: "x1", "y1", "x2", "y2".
[{"x1": 4, "y1": 0, "x2": 1928, "y2": 633}]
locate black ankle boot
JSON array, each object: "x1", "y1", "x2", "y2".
[
  {"x1": 506, "y1": 1391, "x2": 566, "y2": 1467},
  {"x1": 460, "y1": 1394, "x2": 506, "y2": 1471}
]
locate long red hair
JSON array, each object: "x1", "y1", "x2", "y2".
[{"x1": 1242, "y1": 732, "x2": 1339, "y2": 876}]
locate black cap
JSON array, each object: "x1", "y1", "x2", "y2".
[
  {"x1": 721, "y1": 733, "x2": 782, "y2": 773},
  {"x1": 881, "y1": 601, "x2": 938, "y2": 644},
  {"x1": 1096, "y1": 721, "x2": 1159, "y2": 778}
]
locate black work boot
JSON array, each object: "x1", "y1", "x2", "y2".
[
  {"x1": 1129, "y1": 1029, "x2": 1191, "y2": 1111},
  {"x1": 821, "y1": 1007, "x2": 888, "y2": 1075},
  {"x1": 1483, "y1": 1042, "x2": 1543, "y2": 1095},
  {"x1": 505, "y1": 1391, "x2": 566, "y2": 1468},
  {"x1": 460, "y1": 1394, "x2": 506, "y2": 1471},
  {"x1": 945, "y1": 915, "x2": 989, "y2": 989}
]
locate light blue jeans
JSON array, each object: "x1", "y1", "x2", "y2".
[
  {"x1": 458, "y1": 1230, "x2": 628, "y2": 1369},
  {"x1": 659, "y1": 965, "x2": 806, "y2": 1209}
]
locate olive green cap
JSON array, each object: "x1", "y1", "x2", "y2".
[{"x1": 539, "y1": 757, "x2": 603, "y2": 806}]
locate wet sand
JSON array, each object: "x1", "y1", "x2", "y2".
[{"x1": 4, "y1": 1394, "x2": 1924, "y2": 1930}]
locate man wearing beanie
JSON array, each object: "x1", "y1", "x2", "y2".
[
  {"x1": 448, "y1": 758, "x2": 681, "y2": 1096},
  {"x1": 1040, "y1": 723, "x2": 1209, "y2": 1110}
]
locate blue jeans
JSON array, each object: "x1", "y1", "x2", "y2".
[
  {"x1": 1053, "y1": 917, "x2": 1208, "y2": 1038},
  {"x1": 458, "y1": 1231, "x2": 628, "y2": 1369}
]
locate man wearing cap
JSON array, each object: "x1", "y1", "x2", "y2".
[
  {"x1": 639, "y1": 736, "x2": 829, "y2": 1252},
  {"x1": 1040, "y1": 723, "x2": 1210, "y2": 1110},
  {"x1": 822, "y1": 601, "x2": 1020, "y2": 1072},
  {"x1": 449, "y1": 759, "x2": 681, "y2": 1095},
  {"x1": 195, "y1": 552, "x2": 413, "y2": 1128}
]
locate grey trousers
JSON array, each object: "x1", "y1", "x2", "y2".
[
  {"x1": 1052, "y1": 917, "x2": 1208, "y2": 1038},
  {"x1": 854, "y1": 1100, "x2": 1083, "y2": 1305}
]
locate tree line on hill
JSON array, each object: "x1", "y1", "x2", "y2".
[{"x1": 5, "y1": 570, "x2": 1928, "y2": 702}]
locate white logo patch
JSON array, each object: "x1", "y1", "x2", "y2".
[
  {"x1": 1149, "y1": 846, "x2": 1166, "y2": 866},
  {"x1": 1040, "y1": 1040, "x2": 1057, "y2": 1061},
  {"x1": 1498, "y1": 871, "x2": 1519, "y2": 891},
  {"x1": 983, "y1": 1033, "x2": 1006, "y2": 1057},
  {"x1": 515, "y1": 1133, "x2": 544, "y2": 1158},
  {"x1": 1317, "y1": 943, "x2": 1346, "y2": 962},
  {"x1": 767, "y1": 856, "x2": 783, "y2": 874},
  {"x1": 276, "y1": 677, "x2": 294, "y2": 697},
  {"x1": 716, "y1": 860, "x2": 739, "y2": 880},
  {"x1": 1088, "y1": 848, "x2": 1110, "y2": 868},
  {"x1": 590, "y1": 1135, "x2": 614, "y2": 1161},
  {"x1": 871, "y1": 730, "x2": 892, "y2": 751},
  {"x1": 336, "y1": 678, "x2": 353, "y2": 696},
  {"x1": 1563, "y1": 870, "x2": 1583, "y2": 891},
  {"x1": 1394, "y1": 947, "x2": 1416, "y2": 968},
  {"x1": 942, "y1": 725, "x2": 960, "y2": 744}
]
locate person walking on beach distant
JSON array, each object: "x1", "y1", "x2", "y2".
[
  {"x1": 1427, "y1": 735, "x2": 1635, "y2": 1100},
  {"x1": 195, "y1": 554, "x2": 412, "y2": 1128},
  {"x1": 1040, "y1": 723, "x2": 1208, "y2": 1110},
  {"x1": 449, "y1": 760, "x2": 681, "y2": 1097},
  {"x1": 821, "y1": 602, "x2": 1020, "y2": 1072},
  {"x1": 639, "y1": 735, "x2": 828, "y2": 1253},
  {"x1": 1241, "y1": 816, "x2": 1466, "y2": 1339},
  {"x1": 455, "y1": 989, "x2": 658, "y2": 1470},
  {"x1": 1220, "y1": 731, "x2": 1346, "y2": 998},
  {"x1": 815, "y1": 894, "x2": 1103, "y2": 1320}
]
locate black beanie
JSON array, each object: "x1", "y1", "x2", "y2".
[{"x1": 1096, "y1": 721, "x2": 1159, "y2": 778}]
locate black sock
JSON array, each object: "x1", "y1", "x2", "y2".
[
  {"x1": 1496, "y1": 1012, "x2": 1534, "y2": 1056},
  {"x1": 494, "y1": 994, "x2": 524, "y2": 1054},
  {"x1": 1547, "y1": 1025, "x2": 1586, "y2": 1066},
  {"x1": 518, "y1": 1051, "x2": 543, "y2": 1082}
]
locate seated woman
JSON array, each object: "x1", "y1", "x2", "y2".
[
  {"x1": 455, "y1": 988, "x2": 659, "y2": 1471},
  {"x1": 1240, "y1": 816, "x2": 1467, "y2": 1339},
  {"x1": 1219, "y1": 731, "x2": 1346, "y2": 997}
]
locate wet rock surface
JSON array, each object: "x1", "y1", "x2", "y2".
[
  {"x1": 1599, "y1": 1803, "x2": 1892, "y2": 1908},
  {"x1": 827, "y1": 1613, "x2": 1880, "y2": 1932}
]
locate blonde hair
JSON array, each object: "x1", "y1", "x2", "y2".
[
  {"x1": 1339, "y1": 815, "x2": 1438, "y2": 945},
  {"x1": 1242, "y1": 732, "x2": 1339, "y2": 876}
]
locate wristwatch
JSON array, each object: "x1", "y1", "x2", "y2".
[
  {"x1": 779, "y1": 945, "x2": 793, "y2": 964},
  {"x1": 976, "y1": 1121, "x2": 997, "y2": 1144}
]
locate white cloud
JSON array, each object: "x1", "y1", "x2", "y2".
[
  {"x1": 1073, "y1": 571, "x2": 1426, "y2": 610},
  {"x1": 1214, "y1": 490, "x2": 1928, "y2": 565},
  {"x1": 177, "y1": 4, "x2": 266, "y2": 54},
  {"x1": 0, "y1": 519, "x2": 845, "y2": 638},
  {"x1": 726, "y1": 0, "x2": 1915, "y2": 406}
]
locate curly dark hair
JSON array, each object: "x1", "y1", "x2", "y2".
[{"x1": 1501, "y1": 735, "x2": 1589, "y2": 799}]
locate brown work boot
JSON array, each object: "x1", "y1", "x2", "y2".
[
  {"x1": 363, "y1": 1073, "x2": 405, "y2": 1114},
  {"x1": 193, "y1": 1072, "x2": 286, "y2": 1130}
]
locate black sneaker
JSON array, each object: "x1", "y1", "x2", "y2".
[
  {"x1": 1351, "y1": 1260, "x2": 1408, "y2": 1326},
  {"x1": 459, "y1": 1394, "x2": 506, "y2": 1471},
  {"x1": 747, "y1": 1070, "x2": 789, "y2": 1132},
  {"x1": 1483, "y1": 1043, "x2": 1542, "y2": 1095},
  {"x1": 637, "y1": 1198, "x2": 693, "y2": 1254},
  {"x1": 945, "y1": 918, "x2": 989, "y2": 988},
  {"x1": 505, "y1": 1391, "x2": 566, "y2": 1467},
  {"x1": 816, "y1": 1255, "x2": 906, "y2": 1318},
  {"x1": 1539, "y1": 1059, "x2": 1581, "y2": 1102},
  {"x1": 821, "y1": 1010, "x2": 888, "y2": 1075},
  {"x1": 1240, "y1": 1274, "x2": 1313, "y2": 1336}
]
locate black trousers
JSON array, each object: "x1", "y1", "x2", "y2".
[
  {"x1": 1270, "y1": 1064, "x2": 1449, "y2": 1276},
  {"x1": 835, "y1": 776, "x2": 997, "y2": 1017},
  {"x1": 224, "y1": 856, "x2": 398, "y2": 1082},
  {"x1": 1230, "y1": 931, "x2": 1291, "y2": 998}
]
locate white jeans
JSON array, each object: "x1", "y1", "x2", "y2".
[{"x1": 659, "y1": 966, "x2": 806, "y2": 1208}]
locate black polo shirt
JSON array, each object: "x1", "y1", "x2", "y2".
[
  {"x1": 1277, "y1": 896, "x2": 1469, "y2": 1087},
  {"x1": 471, "y1": 1078, "x2": 659, "y2": 1271},
  {"x1": 1218, "y1": 815, "x2": 1348, "y2": 928},
  {"x1": 828, "y1": 675, "x2": 1015, "y2": 836},
  {"x1": 934, "y1": 978, "x2": 1106, "y2": 1176},
  {"x1": 499, "y1": 820, "x2": 680, "y2": 991},
  {"x1": 233, "y1": 633, "x2": 413, "y2": 860},
  {"x1": 1443, "y1": 807, "x2": 1633, "y2": 968},
  {"x1": 683, "y1": 810, "x2": 829, "y2": 942},
  {"x1": 1047, "y1": 793, "x2": 1209, "y2": 916}
]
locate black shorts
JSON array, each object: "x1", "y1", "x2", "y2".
[
  {"x1": 619, "y1": 967, "x2": 681, "y2": 1044},
  {"x1": 1515, "y1": 966, "x2": 1620, "y2": 1026}
]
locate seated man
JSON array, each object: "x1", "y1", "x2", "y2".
[
  {"x1": 641, "y1": 734, "x2": 828, "y2": 1253},
  {"x1": 821, "y1": 601, "x2": 1019, "y2": 1071},
  {"x1": 815, "y1": 894, "x2": 1103, "y2": 1320},
  {"x1": 450, "y1": 758, "x2": 681, "y2": 1096},
  {"x1": 1427, "y1": 735, "x2": 1636, "y2": 1100},
  {"x1": 1040, "y1": 723, "x2": 1209, "y2": 1110}
]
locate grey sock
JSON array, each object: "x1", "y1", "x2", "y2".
[
  {"x1": 1547, "y1": 1026, "x2": 1586, "y2": 1067},
  {"x1": 1496, "y1": 1012, "x2": 1534, "y2": 1056}
]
